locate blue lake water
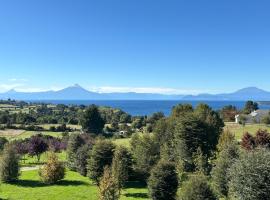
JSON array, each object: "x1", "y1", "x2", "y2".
[{"x1": 29, "y1": 100, "x2": 270, "y2": 116}]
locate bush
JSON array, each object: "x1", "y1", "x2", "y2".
[
  {"x1": 98, "y1": 166, "x2": 119, "y2": 200},
  {"x1": 228, "y1": 148, "x2": 270, "y2": 200},
  {"x1": 0, "y1": 144, "x2": 20, "y2": 182},
  {"x1": 179, "y1": 174, "x2": 216, "y2": 200},
  {"x1": 39, "y1": 152, "x2": 65, "y2": 184},
  {"x1": 148, "y1": 160, "x2": 178, "y2": 200},
  {"x1": 87, "y1": 140, "x2": 115, "y2": 184}
]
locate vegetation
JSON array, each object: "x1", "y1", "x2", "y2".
[
  {"x1": 99, "y1": 166, "x2": 120, "y2": 200},
  {"x1": 0, "y1": 144, "x2": 20, "y2": 182},
  {"x1": 87, "y1": 140, "x2": 116, "y2": 184},
  {"x1": 148, "y1": 160, "x2": 178, "y2": 200},
  {"x1": 179, "y1": 174, "x2": 216, "y2": 200},
  {"x1": 229, "y1": 148, "x2": 270, "y2": 200},
  {"x1": 39, "y1": 152, "x2": 65, "y2": 184},
  {"x1": 1, "y1": 100, "x2": 270, "y2": 200}
]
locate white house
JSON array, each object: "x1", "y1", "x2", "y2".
[{"x1": 235, "y1": 110, "x2": 269, "y2": 124}]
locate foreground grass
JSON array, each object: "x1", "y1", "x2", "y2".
[
  {"x1": 225, "y1": 123, "x2": 270, "y2": 140},
  {"x1": 0, "y1": 170, "x2": 149, "y2": 200}
]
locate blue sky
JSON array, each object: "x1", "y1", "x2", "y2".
[{"x1": 0, "y1": 0, "x2": 270, "y2": 94}]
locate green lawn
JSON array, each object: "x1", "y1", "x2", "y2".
[
  {"x1": 20, "y1": 151, "x2": 67, "y2": 167},
  {"x1": 225, "y1": 123, "x2": 270, "y2": 140},
  {"x1": 0, "y1": 170, "x2": 149, "y2": 200}
]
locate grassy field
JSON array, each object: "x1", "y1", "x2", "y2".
[
  {"x1": 0, "y1": 130, "x2": 66, "y2": 140},
  {"x1": 224, "y1": 123, "x2": 270, "y2": 140},
  {"x1": 0, "y1": 170, "x2": 149, "y2": 200}
]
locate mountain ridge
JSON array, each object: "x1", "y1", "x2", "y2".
[{"x1": 1, "y1": 85, "x2": 270, "y2": 101}]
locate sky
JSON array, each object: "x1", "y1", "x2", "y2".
[{"x1": 0, "y1": 0, "x2": 270, "y2": 94}]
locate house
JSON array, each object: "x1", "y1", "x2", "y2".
[{"x1": 235, "y1": 110, "x2": 270, "y2": 124}]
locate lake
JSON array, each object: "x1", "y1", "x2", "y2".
[{"x1": 28, "y1": 100, "x2": 270, "y2": 116}]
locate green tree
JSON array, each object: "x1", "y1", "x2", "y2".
[
  {"x1": 0, "y1": 144, "x2": 20, "y2": 182},
  {"x1": 67, "y1": 134, "x2": 84, "y2": 170},
  {"x1": 81, "y1": 105, "x2": 105, "y2": 134},
  {"x1": 217, "y1": 130, "x2": 235, "y2": 152},
  {"x1": 98, "y1": 166, "x2": 119, "y2": 200},
  {"x1": 243, "y1": 100, "x2": 259, "y2": 114},
  {"x1": 75, "y1": 145, "x2": 91, "y2": 176},
  {"x1": 211, "y1": 142, "x2": 239, "y2": 197},
  {"x1": 87, "y1": 140, "x2": 115, "y2": 184},
  {"x1": 39, "y1": 152, "x2": 65, "y2": 184},
  {"x1": 148, "y1": 160, "x2": 178, "y2": 200},
  {"x1": 228, "y1": 148, "x2": 270, "y2": 200},
  {"x1": 0, "y1": 137, "x2": 8, "y2": 152},
  {"x1": 179, "y1": 174, "x2": 216, "y2": 200},
  {"x1": 130, "y1": 133, "x2": 160, "y2": 180},
  {"x1": 111, "y1": 146, "x2": 132, "y2": 192}
]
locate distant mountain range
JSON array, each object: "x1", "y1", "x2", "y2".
[{"x1": 1, "y1": 85, "x2": 270, "y2": 101}]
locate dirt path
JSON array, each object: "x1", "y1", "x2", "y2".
[{"x1": 21, "y1": 166, "x2": 40, "y2": 171}]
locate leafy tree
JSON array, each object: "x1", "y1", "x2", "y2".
[
  {"x1": 75, "y1": 145, "x2": 91, "y2": 176},
  {"x1": 147, "y1": 112, "x2": 165, "y2": 125},
  {"x1": 173, "y1": 114, "x2": 208, "y2": 169},
  {"x1": 130, "y1": 133, "x2": 160, "y2": 180},
  {"x1": 0, "y1": 144, "x2": 20, "y2": 182},
  {"x1": 211, "y1": 142, "x2": 239, "y2": 197},
  {"x1": 28, "y1": 134, "x2": 48, "y2": 162},
  {"x1": 98, "y1": 166, "x2": 119, "y2": 200},
  {"x1": 220, "y1": 105, "x2": 238, "y2": 122},
  {"x1": 87, "y1": 140, "x2": 115, "y2": 184},
  {"x1": 111, "y1": 146, "x2": 132, "y2": 191},
  {"x1": 243, "y1": 100, "x2": 259, "y2": 114},
  {"x1": 67, "y1": 134, "x2": 84, "y2": 170},
  {"x1": 193, "y1": 147, "x2": 209, "y2": 175},
  {"x1": 148, "y1": 160, "x2": 178, "y2": 200},
  {"x1": 171, "y1": 104, "x2": 193, "y2": 119},
  {"x1": 194, "y1": 104, "x2": 224, "y2": 153},
  {"x1": 179, "y1": 174, "x2": 216, "y2": 200},
  {"x1": 217, "y1": 130, "x2": 235, "y2": 152},
  {"x1": 81, "y1": 105, "x2": 105, "y2": 134},
  {"x1": 228, "y1": 148, "x2": 270, "y2": 200},
  {"x1": 39, "y1": 152, "x2": 65, "y2": 184}
]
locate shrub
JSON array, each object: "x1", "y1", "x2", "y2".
[
  {"x1": 148, "y1": 160, "x2": 178, "y2": 200},
  {"x1": 0, "y1": 144, "x2": 20, "y2": 182},
  {"x1": 241, "y1": 132, "x2": 255, "y2": 150},
  {"x1": 179, "y1": 174, "x2": 216, "y2": 200},
  {"x1": 39, "y1": 152, "x2": 65, "y2": 184},
  {"x1": 228, "y1": 148, "x2": 270, "y2": 200},
  {"x1": 98, "y1": 166, "x2": 119, "y2": 200},
  {"x1": 87, "y1": 140, "x2": 115, "y2": 184}
]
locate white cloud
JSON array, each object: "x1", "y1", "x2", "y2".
[
  {"x1": 0, "y1": 83, "x2": 25, "y2": 92},
  {"x1": 8, "y1": 78, "x2": 28, "y2": 82},
  {"x1": 89, "y1": 86, "x2": 203, "y2": 95}
]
